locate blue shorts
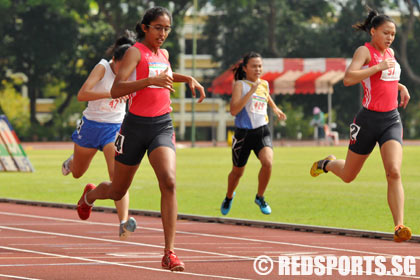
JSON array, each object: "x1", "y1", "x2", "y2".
[{"x1": 72, "y1": 116, "x2": 121, "y2": 151}]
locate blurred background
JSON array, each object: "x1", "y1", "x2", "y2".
[{"x1": 1, "y1": 0, "x2": 420, "y2": 144}]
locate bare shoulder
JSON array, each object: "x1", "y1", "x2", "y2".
[
  {"x1": 349, "y1": 45, "x2": 371, "y2": 67},
  {"x1": 233, "y1": 80, "x2": 243, "y2": 88},
  {"x1": 161, "y1": 49, "x2": 169, "y2": 59}
]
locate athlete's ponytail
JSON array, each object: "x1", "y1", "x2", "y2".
[
  {"x1": 233, "y1": 52, "x2": 262, "y2": 81},
  {"x1": 106, "y1": 30, "x2": 136, "y2": 60},
  {"x1": 352, "y1": 7, "x2": 395, "y2": 34}
]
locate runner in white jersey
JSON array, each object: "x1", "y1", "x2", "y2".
[{"x1": 62, "y1": 31, "x2": 137, "y2": 240}]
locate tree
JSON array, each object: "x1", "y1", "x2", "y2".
[
  {"x1": 395, "y1": 0, "x2": 420, "y2": 85},
  {"x1": 1, "y1": 1, "x2": 84, "y2": 125},
  {"x1": 202, "y1": 0, "x2": 334, "y2": 69}
]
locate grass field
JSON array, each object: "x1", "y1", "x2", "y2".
[{"x1": 1, "y1": 144, "x2": 419, "y2": 234}]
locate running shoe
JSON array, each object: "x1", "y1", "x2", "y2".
[
  {"x1": 255, "y1": 195, "x2": 271, "y2": 215},
  {"x1": 162, "y1": 249, "x2": 185, "y2": 271},
  {"x1": 119, "y1": 217, "x2": 137, "y2": 240},
  {"x1": 220, "y1": 192, "x2": 235, "y2": 215},
  {"x1": 77, "y1": 183, "x2": 95, "y2": 220},
  {"x1": 394, "y1": 225, "x2": 412, "y2": 242},
  {"x1": 62, "y1": 154, "x2": 73, "y2": 176},
  {"x1": 310, "y1": 155, "x2": 336, "y2": 177}
]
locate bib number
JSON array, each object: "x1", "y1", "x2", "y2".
[
  {"x1": 114, "y1": 132, "x2": 124, "y2": 154},
  {"x1": 350, "y1": 123, "x2": 360, "y2": 142},
  {"x1": 250, "y1": 95, "x2": 267, "y2": 115},
  {"x1": 76, "y1": 118, "x2": 84, "y2": 134},
  {"x1": 380, "y1": 62, "x2": 401, "y2": 81},
  {"x1": 148, "y1": 62, "x2": 172, "y2": 89}
]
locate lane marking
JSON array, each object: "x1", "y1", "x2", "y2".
[
  {"x1": 0, "y1": 246, "x2": 253, "y2": 280},
  {"x1": 1, "y1": 211, "x2": 419, "y2": 260},
  {"x1": 0, "y1": 274, "x2": 41, "y2": 280}
]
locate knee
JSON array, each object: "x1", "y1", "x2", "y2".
[
  {"x1": 109, "y1": 189, "x2": 127, "y2": 201},
  {"x1": 230, "y1": 168, "x2": 244, "y2": 180},
  {"x1": 341, "y1": 174, "x2": 356, "y2": 184},
  {"x1": 159, "y1": 174, "x2": 176, "y2": 194},
  {"x1": 386, "y1": 166, "x2": 401, "y2": 180},
  {"x1": 260, "y1": 159, "x2": 272, "y2": 170},
  {"x1": 72, "y1": 172, "x2": 83, "y2": 179}
]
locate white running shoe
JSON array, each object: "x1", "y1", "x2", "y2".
[
  {"x1": 119, "y1": 217, "x2": 137, "y2": 240},
  {"x1": 62, "y1": 154, "x2": 73, "y2": 176}
]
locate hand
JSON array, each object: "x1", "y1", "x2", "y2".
[
  {"x1": 151, "y1": 68, "x2": 175, "y2": 92},
  {"x1": 188, "y1": 77, "x2": 206, "y2": 103},
  {"x1": 117, "y1": 95, "x2": 130, "y2": 102},
  {"x1": 377, "y1": 58, "x2": 395, "y2": 71},
  {"x1": 399, "y1": 86, "x2": 410, "y2": 109},
  {"x1": 274, "y1": 107, "x2": 287, "y2": 121},
  {"x1": 250, "y1": 80, "x2": 261, "y2": 93}
]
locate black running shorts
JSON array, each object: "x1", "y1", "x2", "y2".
[
  {"x1": 114, "y1": 112, "x2": 175, "y2": 166},
  {"x1": 349, "y1": 108, "x2": 402, "y2": 155},
  {"x1": 232, "y1": 125, "x2": 273, "y2": 167}
]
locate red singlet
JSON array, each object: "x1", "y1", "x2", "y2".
[
  {"x1": 129, "y1": 42, "x2": 173, "y2": 117},
  {"x1": 361, "y1": 42, "x2": 401, "y2": 112}
]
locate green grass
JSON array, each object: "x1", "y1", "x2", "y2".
[{"x1": 1, "y1": 145, "x2": 419, "y2": 234}]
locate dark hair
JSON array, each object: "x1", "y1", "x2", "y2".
[
  {"x1": 352, "y1": 8, "x2": 395, "y2": 33},
  {"x1": 135, "y1": 6, "x2": 172, "y2": 40},
  {"x1": 106, "y1": 30, "x2": 136, "y2": 60},
  {"x1": 233, "y1": 52, "x2": 262, "y2": 81}
]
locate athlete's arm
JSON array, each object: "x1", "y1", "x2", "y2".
[
  {"x1": 173, "y1": 73, "x2": 206, "y2": 103},
  {"x1": 343, "y1": 46, "x2": 395, "y2": 86},
  {"x1": 230, "y1": 80, "x2": 258, "y2": 116},
  {"x1": 111, "y1": 47, "x2": 174, "y2": 98},
  {"x1": 398, "y1": 83, "x2": 410, "y2": 109},
  {"x1": 77, "y1": 64, "x2": 110, "y2": 101},
  {"x1": 161, "y1": 49, "x2": 205, "y2": 103},
  {"x1": 268, "y1": 94, "x2": 287, "y2": 120}
]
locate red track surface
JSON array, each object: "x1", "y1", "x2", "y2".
[{"x1": 0, "y1": 202, "x2": 419, "y2": 280}]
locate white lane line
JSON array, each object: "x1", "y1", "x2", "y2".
[
  {"x1": 1, "y1": 212, "x2": 419, "y2": 279},
  {"x1": 0, "y1": 246, "x2": 253, "y2": 280},
  {"x1": 1, "y1": 211, "x2": 419, "y2": 260},
  {"x1": 0, "y1": 225, "x2": 256, "y2": 262},
  {"x1": 0, "y1": 274, "x2": 41, "y2": 280}
]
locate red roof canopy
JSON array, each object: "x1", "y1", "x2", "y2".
[{"x1": 208, "y1": 58, "x2": 351, "y2": 95}]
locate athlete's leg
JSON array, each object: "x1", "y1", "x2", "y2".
[
  {"x1": 256, "y1": 147, "x2": 273, "y2": 197},
  {"x1": 71, "y1": 143, "x2": 98, "y2": 178},
  {"x1": 85, "y1": 160, "x2": 139, "y2": 204},
  {"x1": 227, "y1": 166, "x2": 245, "y2": 198},
  {"x1": 148, "y1": 146, "x2": 177, "y2": 251},
  {"x1": 325, "y1": 149, "x2": 369, "y2": 183},
  {"x1": 103, "y1": 143, "x2": 129, "y2": 222},
  {"x1": 380, "y1": 140, "x2": 404, "y2": 226}
]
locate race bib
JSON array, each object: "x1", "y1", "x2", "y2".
[
  {"x1": 148, "y1": 62, "x2": 172, "y2": 89},
  {"x1": 350, "y1": 123, "x2": 360, "y2": 142},
  {"x1": 114, "y1": 132, "x2": 124, "y2": 154},
  {"x1": 99, "y1": 99, "x2": 124, "y2": 112},
  {"x1": 380, "y1": 61, "x2": 401, "y2": 81},
  {"x1": 250, "y1": 95, "x2": 267, "y2": 115},
  {"x1": 76, "y1": 118, "x2": 84, "y2": 134}
]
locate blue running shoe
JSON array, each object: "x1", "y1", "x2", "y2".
[
  {"x1": 255, "y1": 195, "x2": 271, "y2": 215},
  {"x1": 221, "y1": 192, "x2": 235, "y2": 215},
  {"x1": 119, "y1": 217, "x2": 137, "y2": 240}
]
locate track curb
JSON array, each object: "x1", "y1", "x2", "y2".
[{"x1": 1, "y1": 197, "x2": 418, "y2": 243}]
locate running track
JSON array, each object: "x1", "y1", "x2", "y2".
[{"x1": 0, "y1": 202, "x2": 419, "y2": 280}]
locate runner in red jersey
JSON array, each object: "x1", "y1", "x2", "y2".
[
  {"x1": 76, "y1": 6, "x2": 205, "y2": 271},
  {"x1": 310, "y1": 9, "x2": 411, "y2": 242}
]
